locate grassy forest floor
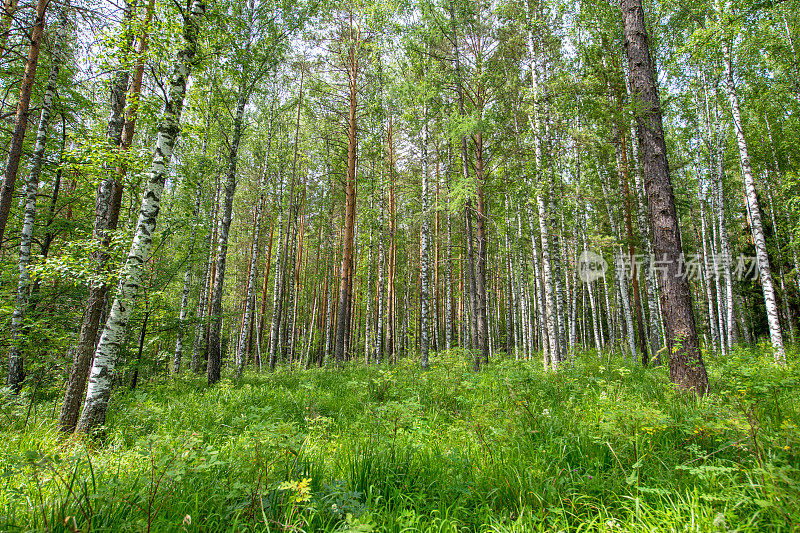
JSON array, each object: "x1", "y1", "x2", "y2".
[{"x1": 2, "y1": 347, "x2": 800, "y2": 532}]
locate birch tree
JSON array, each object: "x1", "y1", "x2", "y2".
[
  {"x1": 721, "y1": 35, "x2": 785, "y2": 365},
  {"x1": 75, "y1": 0, "x2": 206, "y2": 434},
  {"x1": 6, "y1": 0, "x2": 70, "y2": 393}
]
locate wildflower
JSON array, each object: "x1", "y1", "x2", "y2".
[
  {"x1": 542, "y1": 408, "x2": 551, "y2": 417},
  {"x1": 279, "y1": 478, "x2": 313, "y2": 503}
]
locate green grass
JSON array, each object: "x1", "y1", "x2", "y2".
[{"x1": 2, "y1": 346, "x2": 799, "y2": 532}]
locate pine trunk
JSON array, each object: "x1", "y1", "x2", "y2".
[
  {"x1": 621, "y1": 0, "x2": 707, "y2": 393},
  {"x1": 0, "y1": 0, "x2": 48, "y2": 245}
]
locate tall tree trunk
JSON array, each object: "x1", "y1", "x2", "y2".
[
  {"x1": 235, "y1": 115, "x2": 273, "y2": 376},
  {"x1": 375, "y1": 197, "x2": 386, "y2": 362},
  {"x1": 722, "y1": 39, "x2": 785, "y2": 365},
  {"x1": 530, "y1": 64, "x2": 558, "y2": 368},
  {"x1": 699, "y1": 197, "x2": 720, "y2": 355},
  {"x1": 767, "y1": 186, "x2": 795, "y2": 342},
  {"x1": 504, "y1": 192, "x2": 515, "y2": 356},
  {"x1": 626, "y1": 70, "x2": 663, "y2": 360},
  {"x1": 207, "y1": 84, "x2": 248, "y2": 384},
  {"x1": 257, "y1": 223, "x2": 275, "y2": 361},
  {"x1": 58, "y1": 0, "x2": 139, "y2": 432},
  {"x1": 75, "y1": 0, "x2": 205, "y2": 434},
  {"x1": 601, "y1": 181, "x2": 637, "y2": 361},
  {"x1": 130, "y1": 305, "x2": 151, "y2": 391},
  {"x1": 173, "y1": 181, "x2": 204, "y2": 374},
  {"x1": 385, "y1": 117, "x2": 396, "y2": 363},
  {"x1": 419, "y1": 122, "x2": 432, "y2": 369},
  {"x1": 192, "y1": 173, "x2": 220, "y2": 372},
  {"x1": 334, "y1": 33, "x2": 359, "y2": 364},
  {"x1": 765, "y1": 116, "x2": 796, "y2": 342},
  {"x1": 474, "y1": 132, "x2": 490, "y2": 366},
  {"x1": 445, "y1": 186, "x2": 453, "y2": 352},
  {"x1": 235, "y1": 195, "x2": 265, "y2": 377},
  {"x1": 269, "y1": 195, "x2": 287, "y2": 370},
  {"x1": 37, "y1": 113, "x2": 66, "y2": 265},
  {"x1": 6, "y1": 0, "x2": 70, "y2": 393},
  {"x1": 716, "y1": 145, "x2": 738, "y2": 349},
  {"x1": 0, "y1": 0, "x2": 47, "y2": 246},
  {"x1": 621, "y1": 0, "x2": 707, "y2": 393}
]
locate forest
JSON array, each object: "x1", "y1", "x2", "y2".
[{"x1": 1, "y1": 0, "x2": 800, "y2": 529}]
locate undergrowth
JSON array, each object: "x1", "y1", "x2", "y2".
[{"x1": 1, "y1": 346, "x2": 799, "y2": 531}]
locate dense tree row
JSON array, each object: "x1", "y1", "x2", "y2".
[{"x1": 1, "y1": 0, "x2": 799, "y2": 433}]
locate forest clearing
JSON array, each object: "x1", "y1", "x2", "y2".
[{"x1": 1, "y1": 0, "x2": 800, "y2": 529}]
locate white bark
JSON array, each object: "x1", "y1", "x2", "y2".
[
  {"x1": 419, "y1": 122, "x2": 431, "y2": 369},
  {"x1": 715, "y1": 133, "x2": 737, "y2": 349},
  {"x1": 192, "y1": 173, "x2": 220, "y2": 372},
  {"x1": 530, "y1": 84, "x2": 558, "y2": 367},
  {"x1": 236, "y1": 196, "x2": 264, "y2": 377},
  {"x1": 173, "y1": 178, "x2": 204, "y2": 374},
  {"x1": 583, "y1": 231, "x2": 602, "y2": 354},
  {"x1": 699, "y1": 197, "x2": 719, "y2": 354},
  {"x1": 445, "y1": 197, "x2": 452, "y2": 352},
  {"x1": 235, "y1": 120, "x2": 272, "y2": 376},
  {"x1": 600, "y1": 178, "x2": 636, "y2": 360},
  {"x1": 364, "y1": 227, "x2": 375, "y2": 364},
  {"x1": 723, "y1": 39, "x2": 785, "y2": 364},
  {"x1": 207, "y1": 86, "x2": 248, "y2": 383},
  {"x1": 767, "y1": 186, "x2": 795, "y2": 342},
  {"x1": 269, "y1": 194, "x2": 287, "y2": 369},
  {"x1": 375, "y1": 216, "x2": 385, "y2": 361},
  {"x1": 6, "y1": 0, "x2": 70, "y2": 392},
  {"x1": 75, "y1": 0, "x2": 205, "y2": 433}
]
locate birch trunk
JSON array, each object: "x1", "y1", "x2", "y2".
[
  {"x1": 364, "y1": 217, "x2": 375, "y2": 364},
  {"x1": 699, "y1": 198, "x2": 719, "y2": 355},
  {"x1": 173, "y1": 179, "x2": 204, "y2": 374},
  {"x1": 269, "y1": 197, "x2": 287, "y2": 369},
  {"x1": 445, "y1": 194, "x2": 453, "y2": 352},
  {"x1": 529, "y1": 59, "x2": 558, "y2": 368},
  {"x1": 6, "y1": 1, "x2": 69, "y2": 392},
  {"x1": 235, "y1": 194, "x2": 264, "y2": 377},
  {"x1": 722, "y1": 39, "x2": 785, "y2": 364},
  {"x1": 207, "y1": 85, "x2": 248, "y2": 384},
  {"x1": 765, "y1": 119, "x2": 796, "y2": 342},
  {"x1": 376, "y1": 220, "x2": 385, "y2": 362},
  {"x1": 418, "y1": 123, "x2": 432, "y2": 368},
  {"x1": 767, "y1": 185, "x2": 795, "y2": 342},
  {"x1": 174, "y1": 73, "x2": 213, "y2": 374},
  {"x1": 715, "y1": 133, "x2": 737, "y2": 348},
  {"x1": 75, "y1": 0, "x2": 205, "y2": 434},
  {"x1": 59, "y1": 0, "x2": 138, "y2": 431},
  {"x1": 192, "y1": 173, "x2": 220, "y2": 372},
  {"x1": 235, "y1": 114, "x2": 274, "y2": 375}
]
